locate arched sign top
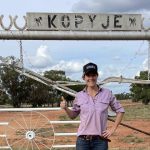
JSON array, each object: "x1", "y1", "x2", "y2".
[{"x1": 27, "y1": 13, "x2": 142, "y2": 31}]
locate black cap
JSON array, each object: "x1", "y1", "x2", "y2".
[{"x1": 83, "y1": 62, "x2": 98, "y2": 75}]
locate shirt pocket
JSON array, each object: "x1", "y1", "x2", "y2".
[
  {"x1": 96, "y1": 99, "x2": 109, "y2": 112},
  {"x1": 79, "y1": 100, "x2": 90, "y2": 114},
  {"x1": 78, "y1": 100, "x2": 91, "y2": 124}
]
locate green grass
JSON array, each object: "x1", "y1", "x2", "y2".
[
  {"x1": 59, "y1": 114, "x2": 79, "y2": 121},
  {"x1": 121, "y1": 135, "x2": 144, "y2": 144},
  {"x1": 63, "y1": 124, "x2": 77, "y2": 128},
  {"x1": 123, "y1": 104, "x2": 150, "y2": 121},
  {"x1": 59, "y1": 114, "x2": 70, "y2": 121}
]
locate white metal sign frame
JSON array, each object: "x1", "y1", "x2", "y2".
[{"x1": 0, "y1": 13, "x2": 149, "y2": 40}]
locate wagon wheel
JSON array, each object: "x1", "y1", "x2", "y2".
[{"x1": 6, "y1": 111, "x2": 55, "y2": 150}]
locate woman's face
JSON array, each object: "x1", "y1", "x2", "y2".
[{"x1": 83, "y1": 73, "x2": 98, "y2": 87}]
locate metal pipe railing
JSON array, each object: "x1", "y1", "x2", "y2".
[
  {"x1": 0, "y1": 30, "x2": 150, "y2": 40},
  {"x1": 1, "y1": 119, "x2": 149, "y2": 149}
]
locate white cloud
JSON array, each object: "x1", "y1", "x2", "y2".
[
  {"x1": 26, "y1": 46, "x2": 101, "y2": 80},
  {"x1": 72, "y1": 1, "x2": 150, "y2": 30},
  {"x1": 49, "y1": 59, "x2": 89, "y2": 74},
  {"x1": 136, "y1": 48, "x2": 147, "y2": 56},
  {"x1": 135, "y1": 71, "x2": 140, "y2": 76},
  {"x1": 135, "y1": 58, "x2": 148, "y2": 77},
  {"x1": 98, "y1": 71, "x2": 103, "y2": 77},
  {"x1": 113, "y1": 56, "x2": 121, "y2": 61},
  {"x1": 127, "y1": 66, "x2": 138, "y2": 70},
  {"x1": 72, "y1": 0, "x2": 150, "y2": 13},
  {"x1": 142, "y1": 58, "x2": 148, "y2": 70},
  {"x1": 103, "y1": 65, "x2": 121, "y2": 77},
  {"x1": 28, "y1": 45, "x2": 52, "y2": 68},
  {"x1": 140, "y1": 10, "x2": 150, "y2": 29}
]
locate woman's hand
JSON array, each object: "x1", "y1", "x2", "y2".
[{"x1": 102, "y1": 127, "x2": 116, "y2": 138}]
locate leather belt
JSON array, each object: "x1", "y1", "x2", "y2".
[{"x1": 78, "y1": 135, "x2": 111, "y2": 142}]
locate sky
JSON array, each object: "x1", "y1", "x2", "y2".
[{"x1": 0, "y1": 0, "x2": 150, "y2": 93}]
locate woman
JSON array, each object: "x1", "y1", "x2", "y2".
[{"x1": 60, "y1": 62, "x2": 125, "y2": 150}]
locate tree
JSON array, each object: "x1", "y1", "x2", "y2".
[
  {"x1": 130, "y1": 71, "x2": 150, "y2": 105},
  {"x1": 44, "y1": 70, "x2": 70, "y2": 81},
  {"x1": 27, "y1": 79, "x2": 49, "y2": 107},
  {"x1": 0, "y1": 62, "x2": 85, "y2": 107},
  {"x1": 0, "y1": 65, "x2": 51, "y2": 107},
  {"x1": 0, "y1": 90, "x2": 9, "y2": 105},
  {"x1": 44, "y1": 70, "x2": 74, "y2": 107},
  {"x1": 0, "y1": 66, "x2": 23, "y2": 107},
  {"x1": 115, "y1": 92, "x2": 131, "y2": 100}
]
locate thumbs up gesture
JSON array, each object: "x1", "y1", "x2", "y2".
[{"x1": 60, "y1": 96, "x2": 67, "y2": 109}]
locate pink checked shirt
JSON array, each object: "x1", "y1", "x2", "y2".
[{"x1": 72, "y1": 87, "x2": 125, "y2": 136}]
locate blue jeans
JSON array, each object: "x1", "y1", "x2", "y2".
[{"x1": 76, "y1": 137, "x2": 108, "y2": 150}]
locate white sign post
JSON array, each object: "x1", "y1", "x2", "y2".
[{"x1": 27, "y1": 13, "x2": 142, "y2": 31}]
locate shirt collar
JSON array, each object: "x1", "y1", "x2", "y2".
[{"x1": 83, "y1": 85, "x2": 102, "y2": 93}]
